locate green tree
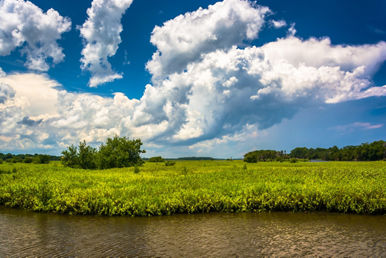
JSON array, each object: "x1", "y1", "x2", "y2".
[
  {"x1": 97, "y1": 136, "x2": 145, "y2": 169},
  {"x1": 78, "y1": 141, "x2": 97, "y2": 169},
  {"x1": 61, "y1": 145, "x2": 79, "y2": 168}
]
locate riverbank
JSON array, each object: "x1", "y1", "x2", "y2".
[{"x1": 0, "y1": 161, "x2": 384, "y2": 215}]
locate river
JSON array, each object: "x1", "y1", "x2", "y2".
[{"x1": 0, "y1": 208, "x2": 385, "y2": 257}]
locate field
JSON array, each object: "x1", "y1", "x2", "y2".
[{"x1": 0, "y1": 161, "x2": 385, "y2": 216}]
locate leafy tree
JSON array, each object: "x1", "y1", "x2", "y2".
[
  {"x1": 61, "y1": 145, "x2": 79, "y2": 168},
  {"x1": 97, "y1": 136, "x2": 145, "y2": 169},
  {"x1": 78, "y1": 141, "x2": 97, "y2": 169}
]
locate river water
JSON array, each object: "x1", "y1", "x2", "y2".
[{"x1": 0, "y1": 208, "x2": 385, "y2": 257}]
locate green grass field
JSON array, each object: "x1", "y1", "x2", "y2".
[{"x1": 0, "y1": 161, "x2": 384, "y2": 216}]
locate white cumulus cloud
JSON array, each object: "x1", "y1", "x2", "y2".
[
  {"x1": 79, "y1": 0, "x2": 133, "y2": 87},
  {"x1": 146, "y1": 0, "x2": 270, "y2": 81},
  {"x1": 0, "y1": 0, "x2": 71, "y2": 71}
]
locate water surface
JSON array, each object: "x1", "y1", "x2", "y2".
[{"x1": 0, "y1": 208, "x2": 385, "y2": 257}]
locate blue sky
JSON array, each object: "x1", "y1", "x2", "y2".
[{"x1": 0, "y1": 0, "x2": 385, "y2": 158}]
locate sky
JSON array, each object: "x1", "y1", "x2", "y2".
[{"x1": 0, "y1": 0, "x2": 385, "y2": 158}]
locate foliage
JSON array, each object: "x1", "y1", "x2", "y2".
[
  {"x1": 164, "y1": 160, "x2": 176, "y2": 166},
  {"x1": 97, "y1": 136, "x2": 145, "y2": 169},
  {"x1": 61, "y1": 145, "x2": 79, "y2": 168},
  {"x1": 32, "y1": 154, "x2": 51, "y2": 164},
  {"x1": 78, "y1": 141, "x2": 97, "y2": 169},
  {"x1": 0, "y1": 161, "x2": 384, "y2": 216},
  {"x1": 148, "y1": 156, "x2": 165, "y2": 162},
  {"x1": 244, "y1": 140, "x2": 385, "y2": 163},
  {"x1": 244, "y1": 150, "x2": 286, "y2": 163},
  {"x1": 0, "y1": 153, "x2": 59, "y2": 164},
  {"x1": 290, "y1": 140, "x2": 386, "y2": 161},
  {"x1": 61, "y1": 136, "x2": 145, "y2": 169}
]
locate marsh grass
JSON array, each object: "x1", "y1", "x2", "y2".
[{"x1": 0, "y1": 161, "x2": 384, "y2": 216}]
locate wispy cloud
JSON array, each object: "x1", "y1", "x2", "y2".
[
  {"x1": 333, "y1": 122, "x2": 384, "y2": 133},
  {"x1": 270, "y1": 20, "x2": 287, "y2": 28}
]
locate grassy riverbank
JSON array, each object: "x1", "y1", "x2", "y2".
[{"x1": 0, "y1": 161, "x2": 384, "y2": 215}]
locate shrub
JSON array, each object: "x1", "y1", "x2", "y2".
[
  {"x1": 148, "y1": 156, "x2": 165, "y2": 162},
  {"x1": 164, "y1": 160, "x2": 176, "y2": 166}
]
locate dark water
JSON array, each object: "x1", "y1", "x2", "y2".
[{"x1": 0, "y1": 208, "x2": 385, "y2": 257}]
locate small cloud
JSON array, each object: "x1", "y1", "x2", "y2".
[
  {"x1": 0, "y1": 67, "x2": 5, "y2": 77},
  {"x1": 369, "y1": 26, "x2": 386, "y2": 35},
  {"x1": 287, "y1": 23, "x2": 296, "y2": 36},
  {"x1": 123, "y1": 50, "x2": 131, "y2": 65},
  {"x1": 333, "y1": 122, "x2": 384, "y2": 133},
  {"x1": 270, "y1": 19, "x2": 287, "y2": 28}
]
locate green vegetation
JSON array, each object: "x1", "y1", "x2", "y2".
[
  {"x1": 0, "y1": 161, "x2": 384, "y2": 216},
  {"x1": 0, "y1": 153, "x2": 59, "y2": 164},
  {"x1": 148, "y1": 156, "x2": 165, "y2": 162},
  {"x1": 244, "y1": 140, "x2": 386, "y2": 162},
  {"x1": 61, "y1": 136, "x2": 145, "y2": 169},
  {"x1": 290, "y1": 140, "x2": 386, "y2": 161}
]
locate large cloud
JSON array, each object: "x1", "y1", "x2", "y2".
[
  {"x1": 0, "y1": 0, "x2": 385, "y2": 154},
  {"x1": 79, "y1": 0, "x2": 133, "y2": 87},
  {"x1": 0, "y1": 0, "x2": 71, "y2": 71},
  {"x1": 146, "y1": 0, "x2": 270, "y2": 81}
]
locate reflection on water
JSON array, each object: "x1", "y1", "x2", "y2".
[{"x1": 0, "y1": 208, "x2": 385, "y2": 257}]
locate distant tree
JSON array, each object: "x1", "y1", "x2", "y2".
[
  {"x1": 244, "y1": 150, "x2": 282, "y2": 163},
  {"x1": 148, "y1": 156, "x2": 165, "y2": 162},
  {"x1": 33, "y1": 154, "x2": 50, "y2": 164},
  {"x1": 290, "y1": 147, "x2": 309, "y2": 159}
]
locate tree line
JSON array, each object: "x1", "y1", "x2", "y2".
[
  {"x1": 0, "y1": 153, "x2": 59, "y2": 164},
  {"x1": 244, "y1": 140, "x2": 386, "y2": 162}
]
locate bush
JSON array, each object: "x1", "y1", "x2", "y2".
[
  {"x1": 164, "y1": 160, "x2": 176, "y2": 166},
  {"x1": 148, "y1": 156, "x2": 165, "y2": 162}
]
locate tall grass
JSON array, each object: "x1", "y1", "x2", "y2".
[{"x1": 0, "y1": 161, "x2": 384, "y2": 216}]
